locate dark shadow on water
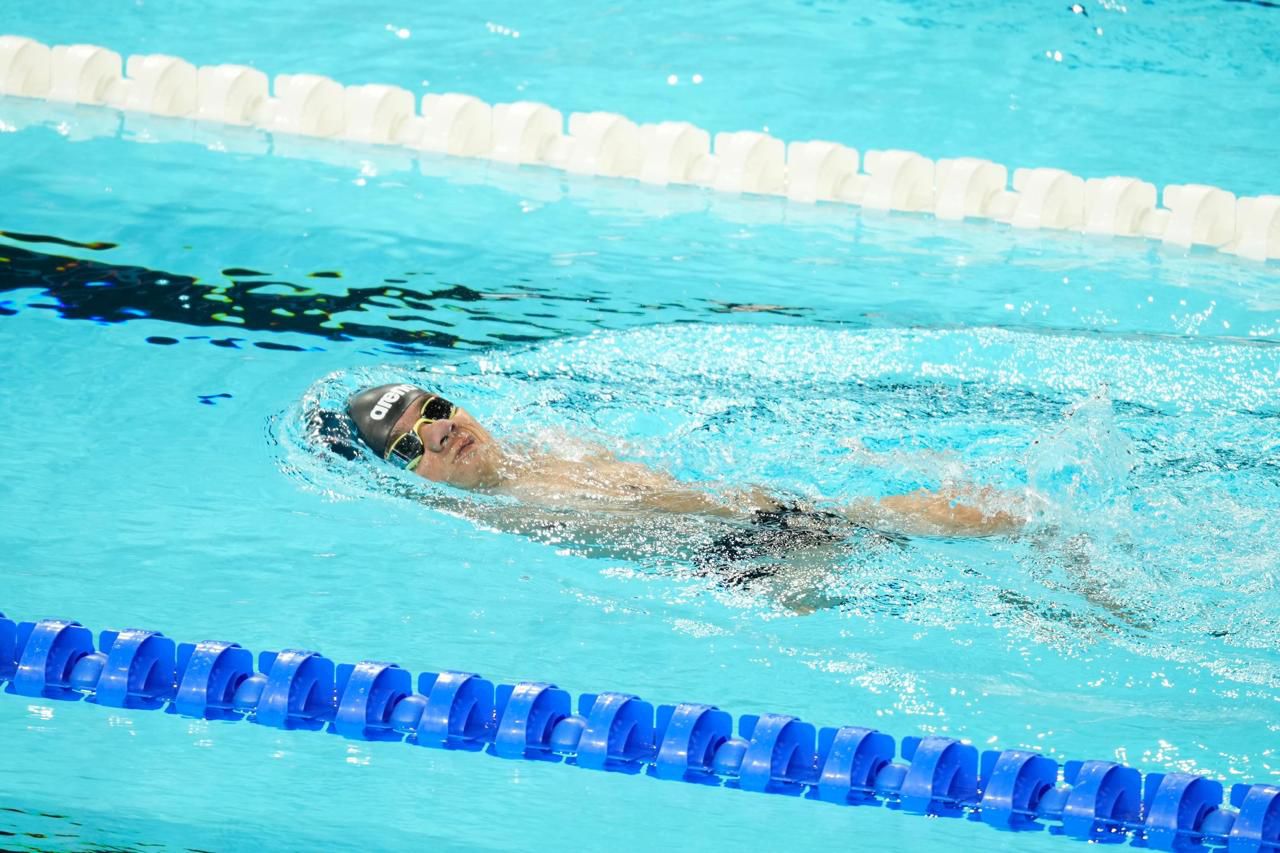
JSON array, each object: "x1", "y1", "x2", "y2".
[{"x1": 0, "y1": 233, "x2": 832, "y2": 355}]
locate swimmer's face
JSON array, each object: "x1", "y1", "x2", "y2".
[{"x1": 387, "y1": 397, "x2": 502, "y2": 490}]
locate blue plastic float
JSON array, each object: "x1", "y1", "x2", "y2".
[{"x1": 2, "y1": 612, "x2": 1277, "y2": 851}]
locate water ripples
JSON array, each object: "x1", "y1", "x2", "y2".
[{"x1": 282, "y1": 321, "x2": 1279, "y2": 685}]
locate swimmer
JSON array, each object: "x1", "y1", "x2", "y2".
[{"x1": 342, "y1": 383, "x2": 1023, "y2": 539}]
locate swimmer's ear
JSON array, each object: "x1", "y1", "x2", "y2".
[{"x1": 307, "y1": 408, "x2": 362, "y2": 461}]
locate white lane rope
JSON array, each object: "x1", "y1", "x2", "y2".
[{"x1": 1, "y1": 36, "x2": 1277, "y2": 261}]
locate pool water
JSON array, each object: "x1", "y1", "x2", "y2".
[{"x1": 2, "y1": 0, "x2": 1278, "y2": 850}]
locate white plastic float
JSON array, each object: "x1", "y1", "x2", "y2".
[
  {"x1": 1226, "y1": 196, "x2": 1280, "y2": 261},
  {"x1": 1009, "y1": 168, "x2": 1085, "y2": 230},
  {"x1": 636, "y1": 121, "x2": 710, "y2": 186},
  {"x1": 933, "y1": 157, "x2": 1007, "y2": 221},
  {"x1": 415, "y1": 93, "x2": 492, "y2": 157},
  {"x1": 1082, "y1": 176, "x2": 1157, "y2": 237},
  {"x1": 711, "y1": 131, "x2": 786, "y2": 195},
  {"x1": 0, "y1": 36, "x2": 51, "y2": 97},
  {"x1": 342, "y1": 83, "x2": 414, "y2": 145},
  {"x1": 861, "y1": 150, "x2": 934, "y2": 212},
  {"x1": 258, "y1": 73, "x2": 346, "y2": 138},
  {"x1": 1139, "y1": 208, "x2": 1171, "y2": 240},
  {"x1": 196, "y1": 65, "x2": 268, "y2": 125},
  {"x1": 560, "y1": 111, "x2": 642, "y2": 177},
  {"x1": 490, "y1": 101, "x2": 563, "y2": 165},
  {"x1": 785, "y1": 141, "x2": 858, "y2": 204},
  {"x1": 2, "y1": 34, "x2": 1276, "y2": 262},
  {"x1": 48, "y1": 44, "x2": 121, "y2": 105},
  {"x1": 1161, "y1": 184, "x2": 1236, "y2": 247},
  {"x1": 984, "y1": 190, "x2": 1019, "y2": 222},
  {"x1": 106, "y1": 54, "x2": 197, "y2": 117}
]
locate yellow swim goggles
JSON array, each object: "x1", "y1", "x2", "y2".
[{"x1": 385, "y1": 394, "x2": 458, "y2": 469}]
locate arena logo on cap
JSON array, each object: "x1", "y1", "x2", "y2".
[{"x1": 369, "y1": 384, "x2": 418, "y2": 420}]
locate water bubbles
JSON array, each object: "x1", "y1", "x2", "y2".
[{"x1": 485, "y1": 22, "x2": 520, "y2": 38}]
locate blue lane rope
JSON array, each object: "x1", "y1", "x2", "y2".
[{"x1": 2, "y1": 614, "x2": 1277, "y2": 850}]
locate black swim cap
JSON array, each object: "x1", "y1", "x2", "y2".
[
  {"x1": 347, "y1": 383, "x2": 429, "y2": 459},
  {"x1": 308, "y1": 408, "x2": 362, "y2": 461}
]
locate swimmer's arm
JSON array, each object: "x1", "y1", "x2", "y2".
[
  {"x1": 843, "y1": 487, "x2": 1024, "y2": 537},
  {"x1": 639, "y1": 485, "x2": 778, "y2": 517}
]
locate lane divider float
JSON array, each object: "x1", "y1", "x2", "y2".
[
  {"x1": 0, "y1": 35, "x2": 1277, "y2": 262},
  {"x1": 1, "y1": 613, "x2": 1277, "y2": 850}
]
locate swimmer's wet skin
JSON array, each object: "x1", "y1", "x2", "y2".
[{"x1": 343, "y1": 383, "x2": 1024, "y2": 538}]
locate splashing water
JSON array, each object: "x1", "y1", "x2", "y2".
[
  {"x1": 278, "y1": 323, "x2": 1280, "y2": 673},
  {"x1": 1025, "y1": 387, "x2": 1137, "y2": 530}
]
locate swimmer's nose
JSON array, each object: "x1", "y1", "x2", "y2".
[{"x1": 422, "y1": 418, "x2": 455, "y2": 453}]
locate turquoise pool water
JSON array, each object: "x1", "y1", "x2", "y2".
[{"x1": 1, "y1": 0, "x2": 1278, "y2": 850}]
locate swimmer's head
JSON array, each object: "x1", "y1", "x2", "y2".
[{"x1": 347, "y1": 383, "x2": 502, "y2": 489}]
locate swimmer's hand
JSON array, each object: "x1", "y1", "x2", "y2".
[
  {"x1": 845, "y1": 487, "x2": 1025, "y2": 537},
  {"x1": 728, "y1": 485, "x2": 787, "y2": 513}
]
